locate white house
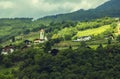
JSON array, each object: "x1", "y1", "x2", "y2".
[
  {"x1": 1, "y1": 45, "x2": 15, "y2": 55},
  {"x1": 73, "y1": 36, "x2": 91, "y2": 42}
]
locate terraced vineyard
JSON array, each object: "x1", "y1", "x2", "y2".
[{"x1": 76, "y1": 25, "x2": 111, "y2": 37}]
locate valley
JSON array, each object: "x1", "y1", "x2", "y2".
[{"x1": 0, "y1": 0, "x2": 120, "y2": 78}]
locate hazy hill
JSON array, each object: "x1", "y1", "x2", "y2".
[{"x1": 38, "y1": 0, "x2": 120, "y2": 23}]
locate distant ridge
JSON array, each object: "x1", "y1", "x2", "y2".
[{"x1": 38, "y1": 0, "x2": 120, "y2": 22}]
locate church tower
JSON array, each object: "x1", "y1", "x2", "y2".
[{"x1": 40, "y1": 29, "x2": 45, "y2": 40}]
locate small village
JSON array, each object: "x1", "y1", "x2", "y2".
[{"x1": 1, "y1": 29, "x2": 48, "y2": 55}]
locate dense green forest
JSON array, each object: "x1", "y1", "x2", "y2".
[{"x1": 1, "y1": 41, "x2": 120, "y2": 79}]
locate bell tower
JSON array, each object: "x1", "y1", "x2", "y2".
[{"x1": 40, "y1": 29, "x2": 45, "y2": 40}]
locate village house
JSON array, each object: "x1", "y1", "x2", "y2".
[
  {"x1": 24, "y1": 40, "x2": 32, "y2": 47},
  {"x1": 1, "y1": 45, "x2": 15, "y2": 55}
]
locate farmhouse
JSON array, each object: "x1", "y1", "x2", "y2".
[{"x1": 1, "y1": 45, "x2": 15, "y2": 55}]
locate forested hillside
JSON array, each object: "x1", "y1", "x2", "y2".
[
  {"x1": 0, "y1": 17, "x2": 118, "y2": 46},
  {"x1": 0, "y1": 17, "x2": 118, "y2": 50},
  {"x1": 1, "y1": 41, "x2": 120, "y2": 79}
]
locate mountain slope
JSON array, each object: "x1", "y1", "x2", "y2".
[{"x1": 38, "y1": 0, "x2": 120, "y2": 23}]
